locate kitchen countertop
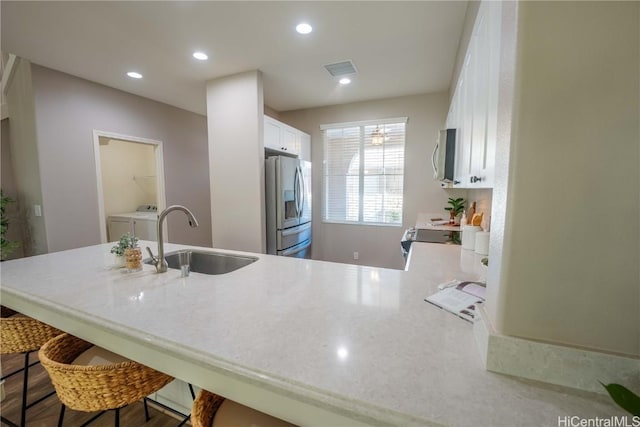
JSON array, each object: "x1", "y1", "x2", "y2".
[{"x1": 0, "y1": 242, "x2": 624, "y2": 426}]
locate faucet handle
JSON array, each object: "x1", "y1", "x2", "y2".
[{"x1": 146, "y1": 246, "x2": 158, "y2": 264}]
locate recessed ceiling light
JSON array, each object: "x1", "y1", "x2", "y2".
[
  {"x1": 193, "y1": 52, "x2": 208, "y2": 61},
  {"x1": 127, "y1": 71, "x2": 143, "y2": 79},
  {"x1": 339, "y1": 78, "x2": 351, "y2": 85},
  {"x1": 296, "y1": 23, "x2": 313, "y2": 34}
]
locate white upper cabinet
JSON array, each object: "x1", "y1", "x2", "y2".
[
  {"x1": 299, "y1": 132, "x2": 311, "y2": 162},
  {"x1": 264, "y1": 115, "x2": 311, "y2": 161},
  {"x1": 447, "y1": 1, "x2": 501, "y2": 188},
  {"x1": 264, "y1": 117, "x2": 283, "y2": 151},
  {"x1": 282, "y1": 125, "x2": 298, "y2": 153}
]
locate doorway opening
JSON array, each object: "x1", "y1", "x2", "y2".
[{"x1": 93, "y1": 130, "x2": 166, "y2": 243}]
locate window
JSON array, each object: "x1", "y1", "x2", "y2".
[{"x1": 321, "y1": 118, "x2": 407, "y2": 226}]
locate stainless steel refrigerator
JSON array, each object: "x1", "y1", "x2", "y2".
[{"x1": 265, "y1": 156, "x2": 312, "y2": 258}]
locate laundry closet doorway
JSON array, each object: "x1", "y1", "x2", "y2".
[{"x1": 93, "y1": 130, "x2": 166, "y2": 243}]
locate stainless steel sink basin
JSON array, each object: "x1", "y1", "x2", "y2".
[{"x1": 146, "y1": 250, "x2": 258, "y2": 275}]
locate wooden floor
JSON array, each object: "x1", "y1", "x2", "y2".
[{"x1": 1, "y1": 352, "x2": 189, "y2": 427}]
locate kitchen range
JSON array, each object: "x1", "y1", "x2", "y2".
[{"x1": 401, "y1": 227, "x2": 461, "y2": 260}]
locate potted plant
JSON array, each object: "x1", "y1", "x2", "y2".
[
  {"x1": 1, "y1": 190, "x2": 20, "y2": 261},
  {"x1": 110, "y1": 233, "x2": 141, "y2": 270},
  {"x1": 602, "y1": 382, "x2": 640, "y2": 416},
  {"x1": 444, "y1": 197, "x2": 465, "y2": 224}
]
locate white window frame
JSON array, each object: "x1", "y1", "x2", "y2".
[{"x1": 321, "y1": 117, "x2": 408, "y2": 227}]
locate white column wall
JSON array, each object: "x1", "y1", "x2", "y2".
[{"x1": 206, "y1": 71, "x2": 266, "y2": 253}]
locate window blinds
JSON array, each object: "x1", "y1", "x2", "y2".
[{"x1": 322, "y1": 119, "x2": 407, "y2": 226}]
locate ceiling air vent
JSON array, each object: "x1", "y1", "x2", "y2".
[{"x1": 324, "y1": 60, "x2": 357, "y2": 77}]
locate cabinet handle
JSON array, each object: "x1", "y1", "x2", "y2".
[{"x1": 470, "y1": 176, "x2": 482, "y2": 183}]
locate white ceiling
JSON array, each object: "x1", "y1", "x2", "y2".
[{"x1": 1, "y1": 1, "x2": 468, "y2": 115}]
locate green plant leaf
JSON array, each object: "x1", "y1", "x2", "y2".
[
  {"x1": 601, "y1": 382, "x2": 640, "y2": 416},
  {"x1": 445, "y1": 197, "x2": 466, "y2": 216},
  {"x1": 0, "y1": 189, "x2": 20, "y2": 260}
]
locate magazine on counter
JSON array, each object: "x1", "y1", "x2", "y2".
[{"x1": 425, "y1": 281, "x2": 486, "y2": 322}]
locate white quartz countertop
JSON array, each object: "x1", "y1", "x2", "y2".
[{"x1": 0, "y1": 242, "x2": 623, "y2": 426}]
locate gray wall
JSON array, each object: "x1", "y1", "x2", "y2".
[
  {"x1": 494, "y1": 1, "x2": 639, "y2": 356},
  {"x1": 280, "y1": 92, "x2": 450, "y2": 270},
  {"x1": 29, "y1": 64, "x2": 212, "y2": 252}
]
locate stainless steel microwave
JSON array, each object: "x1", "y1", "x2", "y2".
[{"x1": 432, "y1": 129, "x2": 456, "y2": 182}]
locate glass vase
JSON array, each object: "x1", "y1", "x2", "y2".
[{"x1": 124, "y1": 248, "x2": 142, "y2": 272}]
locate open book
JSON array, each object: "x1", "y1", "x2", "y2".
[{"x1": 425, "y1": 281, "x2": 486, "y2": 322}]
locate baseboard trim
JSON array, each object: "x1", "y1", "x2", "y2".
[{"x1": 474, "y1": 305, "x2": 640, "y2": 394}]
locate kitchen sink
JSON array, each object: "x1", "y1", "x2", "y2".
[{"x1": 146, "y1": 250, "x2": 258, "y2": 275}]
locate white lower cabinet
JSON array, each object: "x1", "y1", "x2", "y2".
[
  {"x1": 448, "y1": 1, "x2": 501, "y2": 188},
  {"x1": 149, "y1": 379, "x2": 198, "y2": 416},
  {"x1": 107, "y1": 217, "x2": 157, "y2": 241}
]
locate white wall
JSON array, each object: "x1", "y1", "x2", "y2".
[
  {"x1": 264, "y1": 105, "x2": 280, "y2": 120},
  {"x1": 28, "y1": 64, "x2": 212, "y2": 252},
  {"x1": 100, "y1": 138, "x2": 157, "y2": 218},
  {"x1": 1, "y1": 118, "x2": 25, "y2": 259},
  {"x1": 280, "y1": 92, "x2": 450, "y2": 270},
  {"x1": 206, "y1": 71, "x2": 265, "y2": 253},
  {"x1": 5, "y1": 59, "x2": 47, "y2": 256},
  {"x1": 494, "y1": 1, "x2": 639, "y2": 356}
]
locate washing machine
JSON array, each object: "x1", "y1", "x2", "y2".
[{"x1": 107, "y1": 205, "x2": 158, "y2": 242}]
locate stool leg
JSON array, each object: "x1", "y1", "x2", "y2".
[
  {"x1": 143, "y1": 397, "x2": 150, "y2": 421},
  {"x1": 173, "y1": 383, "x2": 197, "y2": 427},
  {"x1": 57, "y1": 405, "x2": 66, "y2": 427},
  {"x1": 20, "y1": 352, "x2": 30, "y2": 427},
  {"x1": 1, "y1": 415, "x2": 19, "y2": 427},
  {"x1": 78, "y1": 411, "x2": 107, "y2": 427},
  {"x1": 114, "y1": 408, "x2": 120, "y2": 427},
  {"x1": 176, "y1": 415, "x2": 191, "y2": 427}
]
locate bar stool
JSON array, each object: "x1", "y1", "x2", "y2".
[
  {"x1": 191, "y1": 390, "x2": 297, "y2": 427},
  {"x1": 191, "y1": 390, "x2": 225, "y2": 427},
  {"x1": 0, "y1": 310, "x2": 63, "y2": 427},
  {"x1": 39, "y1": 333, "x2": 174, "y2": 427}
]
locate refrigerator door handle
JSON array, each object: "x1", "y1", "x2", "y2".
[
  {"x1": 293, "y1": 166, "x2": 300, "y2": 217},
  {"x1": 432, "y1": 141, "x2": 439, "y2": 180},
  {"x1": 297, "y1": 165, "x2": 305, "y2": 218},
  {"x1": 281, "y1": 239, "x2": 311, "y2": 257},
  {"x1": 281, "y1": 221, "x2": 311, "y2": 236}
]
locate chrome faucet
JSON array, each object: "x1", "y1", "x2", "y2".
[{"x1": 146, "y1": 205, "x2": 199, "y2": 273}]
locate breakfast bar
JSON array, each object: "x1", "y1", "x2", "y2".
[{"x1": 0, "y1": 242, "x2": 624, "y2": 426}]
